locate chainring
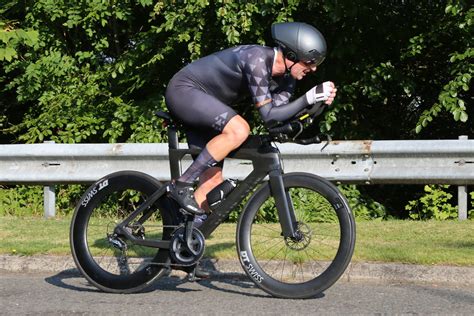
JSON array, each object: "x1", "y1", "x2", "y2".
[{"x1": 169, "y1": 226, "x2": 205, "y2": 266}]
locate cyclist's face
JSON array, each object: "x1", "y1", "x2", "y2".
[{"x1": 291, "y1": 61, "x2": 317, "y2": 80}]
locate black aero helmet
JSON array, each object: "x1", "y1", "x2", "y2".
[{"x1": 271, "y1": 22, "x2": 327, "y2": 66}]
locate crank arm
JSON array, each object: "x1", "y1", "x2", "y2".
[
  {"x1": 185, "y1": 217, "x2": 200, "y2": 256},
  {"x1": 114, "y1": 225, "x2": 171, "y2": 249}
]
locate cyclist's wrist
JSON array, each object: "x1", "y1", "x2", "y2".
[{"x1": 305, "y1": 81, "x2": 334, "y2": 104}]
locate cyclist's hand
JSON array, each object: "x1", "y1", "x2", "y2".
[
  {"x1": 305, "y1": 81, "x2": 337, "y2": 105},
  {"x1": 325, "y1": 82, "x2": 337, "y2": 105}
]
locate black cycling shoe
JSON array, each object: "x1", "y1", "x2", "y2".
[{"x1": 167, "y1": 180, "x2": 205, "y2": 215}]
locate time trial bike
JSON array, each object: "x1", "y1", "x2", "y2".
[{"x1": 70, "y1": 109, "x2": 355, "y2": 299}]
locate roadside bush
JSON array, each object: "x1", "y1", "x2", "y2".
[
  {"x1": 0, "y1": 185, "x2": 43, "y2": 216},
  {"x1": 405, "y1": 185, "x2": 458, "y2": 220},
  {"x1": 338, "y1": 185, "x2": 387, "y2": 220},
  {"x1": 2, "y1": 182, "x2": 388, "y2": 223},
  {"x1": 0, "y1": 185, "x2": 85, "y2": 216}
]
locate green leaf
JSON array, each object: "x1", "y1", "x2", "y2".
[
  {"x1": 445, "y1": 5, "x2": 452, "y2": 14},
  {"x1": 139, "y1": 0, "x2": 154, "y2": 6},
  {"x1": 453, "y1": 110, "x2": 461, "y2": 121},
  {"x1": 0, "y1": 47, "x2": 17, "y2": 61}
]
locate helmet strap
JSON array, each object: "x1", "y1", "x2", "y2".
[
  {"x1": 277, "y1": 47, "x2": 297, "y2": 78},
  {"x1": 284, "y1": 59, "x2": 297, "y2": 78}
]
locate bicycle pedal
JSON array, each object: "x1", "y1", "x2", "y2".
[
  {"x1": 187, "y1": 270, "x2": 197, "y2": 282},
  {"x1": 161, "y1": 266, "x2": 172, "y2": 277}
]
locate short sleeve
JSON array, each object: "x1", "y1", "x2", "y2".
[{"x1": 239, "y1": 46, "x2": 294, "y2": 107}]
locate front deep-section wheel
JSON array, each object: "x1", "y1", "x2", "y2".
[
  {"x1": 70, "y1": 171, "x2": 176, "y2": 293},
  {"x1": 237, "y1": 172, "x2": 355, "y2": 299}
]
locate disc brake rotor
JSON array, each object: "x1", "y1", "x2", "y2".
[{"x1": 284, "y1": 222, "x2": 312, "y2": 250}]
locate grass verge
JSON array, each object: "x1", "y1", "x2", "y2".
[{"x1": 0, "y1": 216, "x2": 472, "y2": 266}]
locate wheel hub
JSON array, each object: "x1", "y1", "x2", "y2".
[{"x1": 284, "y1": 222, "x2": 312, "y2": 250}]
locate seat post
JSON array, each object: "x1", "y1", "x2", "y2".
[
  {"x1": 155, "y1": 111, "x2": 182, "y2": 179},
  {"x1": 167, "y1": 124, "x2": 182, "y2": 179},
  {"x1": 167, "y1": 124, "x2": 179, "y2": 150}
]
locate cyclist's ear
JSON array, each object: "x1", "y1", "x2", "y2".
[{"x1": 286, "y1": 51, "x2": 297, "y2": 62}]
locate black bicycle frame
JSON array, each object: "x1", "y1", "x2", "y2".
[
  {"x1": 115, "y1": 122, "x2": 299, "y2": 248},
  {"x1": 167, "y1": 124, "x2": 298, "y2": 239}
]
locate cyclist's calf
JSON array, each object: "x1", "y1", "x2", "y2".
[{"x1": 195, "y1": 167, "x2": 224, "y2": 210}]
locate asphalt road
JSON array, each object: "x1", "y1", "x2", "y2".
[{"x1": 1, "y1": 270, "x2": 473, "y2": 315}]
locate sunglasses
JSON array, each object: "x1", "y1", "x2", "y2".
[{"x1": 303, "y1": 56, "x2": 325, "y2": 67}]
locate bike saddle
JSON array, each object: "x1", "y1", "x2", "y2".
[{"x1": 155, "y1": 111, "x2": 174, "y2": 125}]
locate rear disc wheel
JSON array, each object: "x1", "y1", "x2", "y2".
[{"x1": 70, "y1": 171, "x2": 176, "y2": 293}]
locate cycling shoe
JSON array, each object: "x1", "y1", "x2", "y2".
[{"x1": 167, "y1": 180, "x2": 205, "y2": 215}]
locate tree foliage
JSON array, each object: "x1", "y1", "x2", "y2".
[
  {"x1": 1, "y1": 0, "x2": 471, "y2": 144},
  {"x1": 0, "y1": 0, "x2": 298, "y2": 143},
  {"x1": 0, "y1": 0, "x2": 472, "y2": 218},
  {"x1": 299, "y1": 0, "x2": 473, "y2": 139}
]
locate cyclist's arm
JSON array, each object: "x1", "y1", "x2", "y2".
[
  {"x1": 257, "y1": 82, "x2": 331, "y2": 127},
  {"x1": 257, "y1": 95, "x2": 322, "y2": 127}
]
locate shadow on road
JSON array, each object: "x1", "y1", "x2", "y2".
[
  {"x1": 44, "y1": 268, "x2": 101, "y2": 293},
  {"x1": 44, "y1": 269, "x2": 199, "y2": 294},
  {"x1": 44, "y1": 262, "x2": 325, "y2": 300}
]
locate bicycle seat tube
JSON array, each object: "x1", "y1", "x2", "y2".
[{"x1": 167, "y1": 122, "x2": 196, "y2": 179}]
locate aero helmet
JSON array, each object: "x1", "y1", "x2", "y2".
[{"x1": 271, "y1": 22, "x2": 327, "y2": 66}]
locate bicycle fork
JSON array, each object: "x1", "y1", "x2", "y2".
[{"x1": 268, "y1": 170, "x2": 299, "y2": 239}]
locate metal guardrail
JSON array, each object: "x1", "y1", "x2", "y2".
[{"x1": 0, "y1": 138, "x2": 472, "y2": 219}]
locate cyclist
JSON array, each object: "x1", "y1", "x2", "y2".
[{"x1": 165, "y1": 22, "x2": 337, "y2": 217}]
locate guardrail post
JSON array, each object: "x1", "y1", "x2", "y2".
[
  {"x1": 44, "y1": 185, "x2": 56, "y2": 218},
  {"x1": 43, "y1": 141, "x2": 56, "y2": 218},
  {"x1": 458, "y1": 135, "x2": 468, "y2": 220}
]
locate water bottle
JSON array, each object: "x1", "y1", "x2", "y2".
[{"x1": 206, "y1": 179, "x2": 237, "y2": 210}]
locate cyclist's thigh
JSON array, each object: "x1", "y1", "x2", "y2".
[
  {"x1": 166, "y1": 77, "x2": 234, "y2": 167},
  {"x1": 166, "y1": 81, "x2": 237, "y2": 132}
]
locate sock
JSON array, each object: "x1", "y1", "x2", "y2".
[{"x1": 178, "y1": 147, "x2": 218, "y2": 184}]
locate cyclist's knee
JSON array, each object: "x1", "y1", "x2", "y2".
[{"x1": 223, "y1": 116, "x2": 250, "y2": 145}]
